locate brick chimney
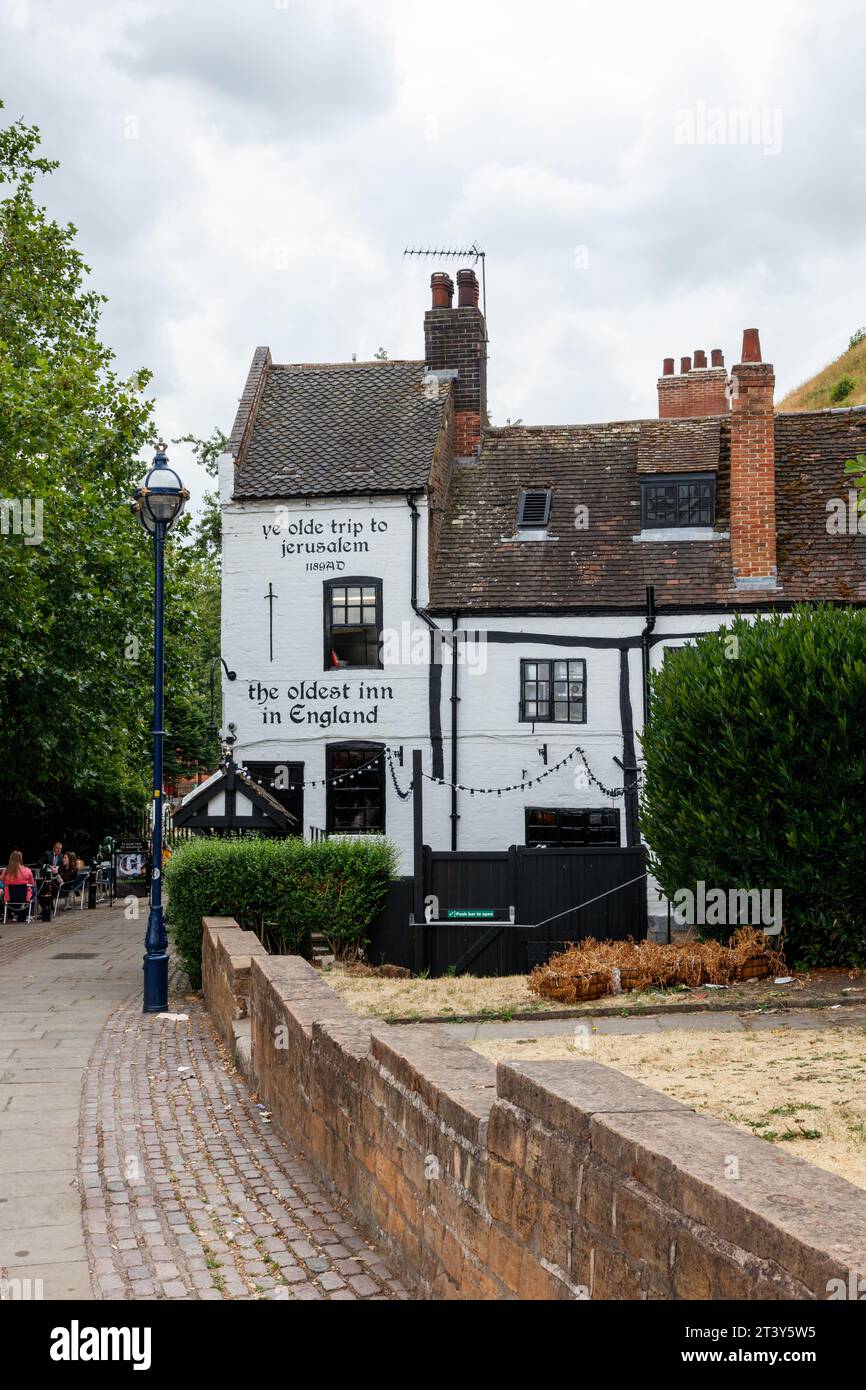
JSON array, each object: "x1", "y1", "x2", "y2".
[
  {"x1": 424, "y1": 267, "x2": 487, "y2": 457},
  {"x1": 729, "y1": 329, "x2": 777, "y2": 589},
  {"x1": 658, "y1": 347, "x2": 729, "y2": 419}
]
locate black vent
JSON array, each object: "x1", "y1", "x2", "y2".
[{"x1": 517, "y1": 489, "x2": 551, "y2": 528}]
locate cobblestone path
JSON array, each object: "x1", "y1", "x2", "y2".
[{"x1": 0, "y1": 905, "x2": 405, "y2": 1300}]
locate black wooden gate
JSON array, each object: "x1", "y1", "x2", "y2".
[{"x1": 366, "y1": 844, "x2": 647, "y2": 976}]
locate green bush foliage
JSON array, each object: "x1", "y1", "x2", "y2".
[
  {"x1": 639, "y1": 607, "x2": 866, "y2": 967},
  {"x1": 831, "y1": 375, "x2": 856, "y2": 403},
  {"x1": 164, "y1": 835, "x2": 398, "y2": 987}
]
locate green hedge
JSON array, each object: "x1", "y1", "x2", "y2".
[
  {"x1": 639, "y1": 606, "x2": 866, "y2": 968},
  {"x1": 164, "y1": 835, "x2": 398, "y2": 988}
]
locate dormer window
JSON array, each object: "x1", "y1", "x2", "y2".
[
  {"x1": 640, "y1": 474, "x2": 715, "y2": 529},
  {"x1": 517, "y1": 489, "x2": 552, "y2": 529}
]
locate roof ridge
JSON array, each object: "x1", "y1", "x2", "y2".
[{"x1": 271, "y1": 358, "x2": 425, "y2": 371}]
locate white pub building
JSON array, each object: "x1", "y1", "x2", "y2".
[{"x1": 205, "y1": 267, "x2": 866, "y2": 907}]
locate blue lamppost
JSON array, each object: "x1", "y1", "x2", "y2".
[{"x1": 132, "y1": 442, "x2": 188, "y2": 1012}]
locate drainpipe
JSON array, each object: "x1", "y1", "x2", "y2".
[
  {"x1": 450, "y1": 612, "x2": 460, "y2": 850},
  {"x1": 641, "y1": 584, "x2": 656, "y2": 726},
  {"x1": 407, "y1": 493, "x2": 438, "y2": 633}
]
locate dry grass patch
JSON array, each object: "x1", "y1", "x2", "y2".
[
  {"x1": 324, "y1": 961, "x2": 858, "y2": 1022},
  {"x1": 325, "y1": 967, "x2": 556, "y2": 1021},
  {"x1": 471, "y1": 1026, "x2": 866, "y2": 1189}
]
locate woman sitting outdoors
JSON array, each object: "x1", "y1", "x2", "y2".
[{"x1": 2, "y1": 850, "x2": 35, "y2": 921}]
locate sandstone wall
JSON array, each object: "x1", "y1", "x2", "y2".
[{"x1": 203, "y1": 919, "x2": 866, "y2": 1300}]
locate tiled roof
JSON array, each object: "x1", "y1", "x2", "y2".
[
  {"x1": 428, "y1": 412, "x2": 866, "y2": 611},
  {"x1": 232, "y1": 359, "x2": 449, "y2": 498},
  {"x1": 636, "y1": 418, "x2": 720, "y2": 473}
]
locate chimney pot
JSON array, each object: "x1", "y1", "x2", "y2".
[
  {"x1": 456, "y1": 267, "x2": 480, "y2": 308},
  {"x1": 662, "y1": 357, "x2": 675, "y2": 376},
  {"x1": 680, "y1": 356, "x2": 692, "y2": 375},
  {"x1": 740, "y1": 328, "x2": 762, "y2": 364},
  {"x1": 693, "y1": 349, "x2": 708, "y2": 369},
  {"x1": 430, "y1": 272, "x2": 454, "y2": 309},
  {"x1": 711, "y1": 348, "x2": 724, "y2": 368}
]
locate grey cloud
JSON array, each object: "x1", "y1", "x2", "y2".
[{"x1": 112, "y1": 0, "x2": 396, "y2": 140}]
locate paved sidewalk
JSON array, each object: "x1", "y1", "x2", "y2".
[
  {"x1": 0, "y1": 904, "x2": 405, "y2": 1301},
  {"x1": 444, "y1": 1003, "x2": 866, "y2": 1042}
]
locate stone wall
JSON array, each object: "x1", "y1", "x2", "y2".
[
  {"x1": 200, "y1": 915, "x2": 269, "y2": 1045},
  {"x1": 202, "y1": 918, "x2": 866, "y2": 1300}
]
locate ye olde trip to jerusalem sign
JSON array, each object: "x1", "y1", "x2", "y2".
[
  {"x1": 261, "y1": 510, "x2": 388, "y2": 571},
  {"x1": 248, "y1": 680, "x2": 394, "y2": 728},
  {"x1": 249, "y1": 508, "x2": 397, "y2": 725}
]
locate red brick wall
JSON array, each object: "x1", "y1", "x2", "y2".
[
  {"x1": 658, "y1": 369, "x2": 729, "y2": 419},
  {"x1": 202, "y1": 922, "x2": 866, "y2": 1301},
  {"x1": 424, "y1": 305, "x2": 487, "y2": 457},
  {"x1": 730, "y1": 362, "x2": 777, "y2": 583}
]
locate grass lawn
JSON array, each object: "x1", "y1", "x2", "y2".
[
  {"x1": 470, "y1": 1026, "x2": 866, "y2": 1190},
  {"x1": 324, "y1": 963, "x2": 864, "y2": 1023}
]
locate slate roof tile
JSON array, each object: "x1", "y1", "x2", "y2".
[
  {"x1": 428, "y1": 412, "x2": 866, "y2": 610},
  {"x1": 233, "y1": 359, "x2": 449, "y2": 498}
]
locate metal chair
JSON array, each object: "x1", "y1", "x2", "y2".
[
  {"x1": 63, "y1": 870, "x2": 89, "y2": 911},
  {"x1": 3, "y1": 882, "x2": 35, "y2": 924}
]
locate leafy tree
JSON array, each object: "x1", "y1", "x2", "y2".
[
  {"x1": 0, "y1": 107, "x2": 220, "y2": 854},
  {"x1": 639, "y1": 607, "x2": 866, "y2": 967}
]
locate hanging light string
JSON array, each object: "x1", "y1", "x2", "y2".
[
  {"x1": 239, "y1": 744, "x2": 638, "y2": 799},
  {"x1": 237, "y1": 747, "x2": 389, "y2": 793},
  {"x1": 385, "y1": 748, "x2": 414, "y2": 801},
  {"x1": 417, "y1": 744, "x2": 638, "y2": 799}
]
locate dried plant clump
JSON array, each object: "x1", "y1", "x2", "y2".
[{"x1": 528, "y1": 929, "x2": 785, "y2": 1002}]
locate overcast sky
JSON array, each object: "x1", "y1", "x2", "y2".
[{"x1": 3, "y1": 0, "x2": 866, "y2": 509}]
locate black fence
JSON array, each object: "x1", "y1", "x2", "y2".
[{"x1": 367, "y1": 844, "x2": 647, "y2": 977}]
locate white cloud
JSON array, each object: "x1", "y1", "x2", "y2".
[{"x1": 2, "y1": 0, "x2": 866, "y2": 505}]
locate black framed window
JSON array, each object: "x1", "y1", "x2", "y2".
[
  {"x1": 326, "y1": 743, "x2": 385, "y2": 834},
  {"x1": 526, "y1": 808, "x2": 620, "y2": 847},
  {"x1": 244, "y1": 761, "x2": 304, "y2": 838},
  {"x1": 520, "y1": 659, "x2": 586, "y2": 723},
  {"x1": 640, "y1": 474, "x2": 715, "y2": 529},
  {"x1": 324, "y1": 577, "x2": 382, "y2": 670}
]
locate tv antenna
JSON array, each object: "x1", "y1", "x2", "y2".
[{"x1": 403, "y1": 243, "x2": 487, "y2": 324}]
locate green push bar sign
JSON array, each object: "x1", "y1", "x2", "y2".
[{"x1": 446, "y1": 908, "x2": 495, "y2": 921}]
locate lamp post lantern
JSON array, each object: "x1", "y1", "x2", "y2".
[{"x1": 131, "y1": 441, "x2": 188, "y2": 1013}]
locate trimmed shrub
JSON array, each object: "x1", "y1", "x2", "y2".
[
  {"x1": 639, "y1": 607, "x2": 866, "y2": 967},
  {"x1": 164, "y1": 835, "x2": 397, "y2": 988}
]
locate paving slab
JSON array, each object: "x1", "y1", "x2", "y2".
[
  {"x1": 444, "y1": 1004, "x2": 866, "y2": 1043},
  {"x1": 0, "y1": 900, "x2": 405, "y2": 1302}
]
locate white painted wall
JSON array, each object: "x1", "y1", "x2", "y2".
[{"x1": 220, "y1": 453, "x2": 788, "y2": 890}]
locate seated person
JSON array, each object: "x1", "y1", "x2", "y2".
[
  {"x1": 2, "y1": 850, "x2": 35, "y2": 921},
  {"x1": 40, "y1": 842, "x2": 63, "y2": 876}
]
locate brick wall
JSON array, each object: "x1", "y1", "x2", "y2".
[
  {"x1": 424, "y1": 297, "x2": 487, "y2": 459},
  {"x1": 203, "y1": 920, "x2": 866, "y2": 1301},
  {"x1": 658, "y1": 368, "x2": 729, "y2": 419},
  {"x1": 730, "y1": 360, "x2": 777, "y2": 584},
  {"x1": 200, "y1": 916, "x2": 269, "y2": 1043},
  {"x1": 426, "y1": 390, "x2": 455, "y2": 575}
]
